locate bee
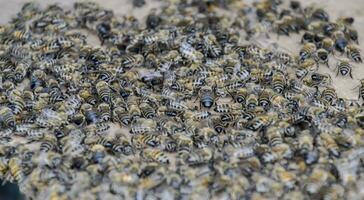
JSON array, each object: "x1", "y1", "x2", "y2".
[
  {"x1": 320, "y1": 132, "x2": 340, "y2": 157},
  {"x1": 182, "y1": 147, "x2": 213, "y2": 166},
  {"x1": 334, "y1": 31, "x2": 348, "y2": 53},
  {"x1": 336, "y1": 59, "x2": 353, "y2": 78},
  {"x1": 301, "y1": 31, "x2": 315, "y2": 44},
  {"x1": 258, "y1": 89, "x2": 273, "y2": 109},
  {"x1": 0, "y1": 107, "x2": 15, "y2": 128},
  {"x1": 314, "y1": 48, "x2": 329, "y2": 67},
  {"x1": 266, "y1": 126, "x2": 283, "y2": 147},
  {"x1": 139, "y1": 102, "x2": 156, "y2": 119},
  {"x1": 214, "y1": 102, "x2": 242, "y2": 113},
  {"x1": 334, "y1": 129, "x2": 358, "y2": 148},
  {"x1": 14, "y1": 63, "x2": 28, "y2": 82},
  {"x1": 61, "y1": 138, "x2": 85, "y2": 158},
  {"x1": 141, "y1": 148, "x2": 169, "y2": 164},
  {"x1": 40, "y1": 134, "x2": 58, "y2": 152},
  {"x1": 345, "y1": 45, "x2": 362, "y2": 63},
  {"x1": 80, "y1": 103, "x2": 98, "y2": 124},
  {"x1": 165, "y1": 99, "x2": 188, "y2": 111},
  {"x1": 157, "y1": 117, "x2": 183, "y2": 135},
  {"x1": 357, "y1": 79, "x2": 364, "y2": 100},
  {"x1": 130, "y1": 119, "x2": 157, "y2": 134},
  {"x1": 208, "y1": 116, "x2": 227, "y2": 134},
  {"x1": 321, "y1": 87, "x2": 337, "y2": 105},
  {"x1": 8, "y1": 157, "x2": 24, "y2": 183},
  {"x1": 8, "y1": 96, "x2": 25, "y2": 115},
  {"x1": 179, "y1": 41, "x2": 204, "y2": 63},
  {"x1": 246, "y1": 93, "x2": 258, "y2": 110},
  {"x1": 275, "y1": 15, "x2": 294, "y2": 36},
  {"x1": 232, "y1": 88, "x2": 248, "y2": 104},
  {"x1": 12, "y1": 29, "x2": 31, "y2": 41},
  {"x1": 56, "y1": 36, "x2": 74, "y2": 49},
  {"x1": 311, "y1": 8, "x2": 330, "y2": 21},
  {"x1": 42, "y1": 40, "x2": 61, "y2": 54},
  {"x1": 246, "y1": 115, "x2": 272, "y2": 131},
  {"x1": 184, "y1": 111, "x2": 211, "y2": 121},
  {"x1": 203, "y1": 34, "x2": 222, "y2": 57},
  {"x1": 298, "y1": 129, "x2": 314, "y2": 152},
  {"x1": 96, "y1": 81, "x2": 111, "y2": 103},
  {"x1": 272, "y1": 71, "x2": 286, "y2": 93},
  {"x1": 79, "y1": 89, "x2": 97, "y2": 105},
  {"x1": 126, "y1": 96, "x2": 141, "y2": 119},
  {"x1": 160, "y1": 136, "x2": 177, "y2": 152},
  {"x1": 199, "y1": 86, "x2": 215, "y2": 109},
  {"x1": 96, "y1": 22, "x2": 111, "y2": 45},
  {"x1": 89, "y1": 144, "x2": 106, "y2": 164},
  {"x1": 321, "y1": 37, "x2": 335, "y2": 53},
  {"x1": 131, "y1": 134, "x2": 160, "y2": 149},
  {"x1": 112, "y1": 138, "x2": 134, "y2": 156},
  {"x1": 299, "y1": 43, "x2": 316, "y2": 62},
  {"x1": 345, "y1": 27, "x2": 359, "y2": 44},
  {"x1": 121, "y1": 54, "x2": 144, "y2": 69},
  {"x1": 97, "y1": 103, "x2": 111, "y2": 122},
  {"x1": 113, "y1": 107, "x2": 131, "y2": 126},
  {"x1": 303, "y1": 72, "x2": 332, "y2": 87}
]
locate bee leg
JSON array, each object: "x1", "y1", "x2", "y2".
[
  {"x1": 326, "y1": 62, "x2": 330, "y2": 68},
  {"x1": 349, "y1": 71, "x2": 353, "y2": 79}
]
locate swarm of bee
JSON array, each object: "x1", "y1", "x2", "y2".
[{"x1": 0, "y1": 0, "x2": 364, "y2": 199}]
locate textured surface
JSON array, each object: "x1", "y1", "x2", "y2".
[{"x1": 0, "y1": 1, "x2": 364, "y2": 199}]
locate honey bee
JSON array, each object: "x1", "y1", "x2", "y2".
[
  {"x1": 199, "y1": 86, "x2": 215, "y2": 109},
  {"x1": 130, "y1": 119, "x2": 157, "y2": 134},
  {"x1": 97, "y1": 103, "x2": 111, "y2": 122},
  {"x1": 112, "y1": 137, "x2": 134, "y2": 156},
  {"x1": 321, "y1": 37, "x2": 335, "y2": 53},
  {"x1": 314, "y1": 48, "x2": 329, "y2": 67},
  {"x1": 113, "y1": 107, "x2": 131, "y2": 126},
  {"x1": 272, "y1": 71, "x2": 286, "y2": 93},
  {"x1": 182, "y1": 147, "x2": 213, "y2": 166},
  {"x1": 0, "y1": 107, "x2": 15, "y2": 128},
  {"x1": 139, "y1": 102, "x2": 156, "y2": 119},
  {"x1": 184, "y1": 110, "x2": 211, "y2": 121},
  {"x1": 141, "y1": 148, "x2": 169, "y2": 164},
  {"x1": 320, "y1": 132, "x2": 340, "y2": 157},
  {"x1": 299, "y1": 43, "x2": 316, "y2": 62},
  {"x1": 203, "y1": 34, "x2": 222, "y2": 58},
  {"x1": 96, "y1": 81, "x2": 111, "y2": 103},
  {"x1": 345, "y1": 27, "x2": 359, "y2": 44},
  {"x1": 209, "y1": 116, "x2": 228, "y2": 134},
  {"x1": 40, "y1": 134, "x2": 58, "y2": 152},
  {"x1": 8, "y1": 157, "x2": 24, "y2": 183},
  {"x1": 79, "y1": 90, "x2": 97, "y2": 105},
  {"x1": 179, "y1": 41, "x2": 204, "y2": 63},
  {"x1": 131, "y1": 134, "x2": 160, "y2": 149},
  {"x1": 345, "y1": 45, "x2": 362, "y2": 63},
  {"x1": 357, "y1": 79, "x2": 364, "y2": 100},
  {"x1": 246, "y1": 93, "x2": 259, "y2": 110},
  {"x1": 121, "y1": 54, "x2": 144, "y2": 69},
  {"x1": 321, "y1": 87, "x2": 337, "y2": 105},
  {"x1": 334, "y1": 31, "x2": 348, "y2": 53},
  {"x1": 80, "y1": 103, "x2": 98, "y2": 124},
  {"x1": 335, "y1": 58, "x2": 353, "y2": 78}
]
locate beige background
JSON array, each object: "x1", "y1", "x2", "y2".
[{"x1": 1, "y1": 0, "x2": 363, "y2": 100}]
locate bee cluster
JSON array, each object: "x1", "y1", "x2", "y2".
[{"x1": 0, "y1": 0, "x2": 364, "y2": 199}]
